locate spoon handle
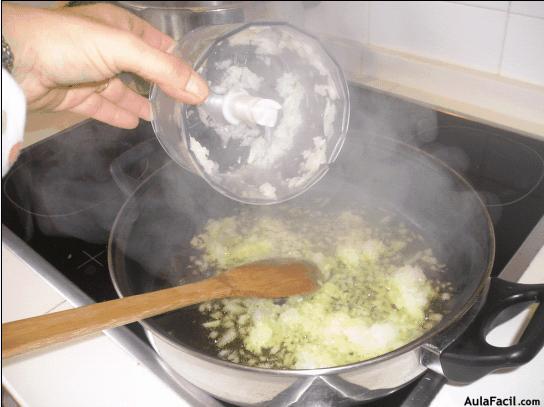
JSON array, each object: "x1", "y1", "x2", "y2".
[{"x1": 2, "y1": 277, "x2": 231, "y2": 359}]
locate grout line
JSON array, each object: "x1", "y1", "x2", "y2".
[
  {"x1": 497, "y1": 1, "x2": 512, "y2": 74},
  {"x1": 446, "y1": 0, "x2": 544, "y2": 20},
  {"x1": 508, "y1": 11, "x2": 544, "y2": 20},
  {"x1": 444, "y1": 1, "x2": 509, "y2": 13},
  {"x1": 366, "y1": 0, "x2": 371, "y2": 45}
]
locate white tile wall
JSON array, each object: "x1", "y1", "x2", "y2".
[
  {"x1": 501, "y1": 14, "x2": 544, "y2": 86},
  {"x1": 368, "y1": 1, "x2": 507, "y2": 73},
  {"x1": 303, "y1": 1, "x2": 544, "y2": 87},
  {"x1": 304, "y1": 1, "x2": 369, "y2": 44}
]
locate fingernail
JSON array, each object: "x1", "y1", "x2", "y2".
[
  {"x1": 166, "y1": 41, "x2": 177, "y2": 54},
  {"x1": 185, "y1": 73, "x2": 209, "y2": 102}
]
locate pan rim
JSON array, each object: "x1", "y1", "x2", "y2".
[{"x1": 107, "y1": 136, "x2": 496, "y2": 377}]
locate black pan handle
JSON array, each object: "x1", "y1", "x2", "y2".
[
  {"x1": 440, "y1": 277, "x2": 544, "y2": 383},
  {"x1": 110, "y1": 138, "x2": 169, "y2": 196}
]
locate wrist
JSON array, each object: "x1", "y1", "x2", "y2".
[
  {"x1": 2, "y1": 3, "x2": 25, "y2": 76},
  {"x1": 1, "y1": 3, "x2": 44, "y2": 78}
]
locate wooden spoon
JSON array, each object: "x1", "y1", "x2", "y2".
[{"x1": 2, "y1": 259, "x2": 318, "y2": 359}]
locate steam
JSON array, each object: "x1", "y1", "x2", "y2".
[
  {"x1": 119, "y1": 80, "x2": 492, "y2": 299},
  {"x1": 3, "y1": 123, "x2": 137, "y2": 244},
  {"x1": 4, "y1": 16, "x2": 501, "y2": 305},
  {"x1": 4, "y1": 51, "x2": 486, "y2": 299},
  {"x1": 337, "y1": 85, "x2": 491, "y2": 281}
]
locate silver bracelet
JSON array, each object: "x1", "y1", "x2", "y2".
[{"x1": 2, "y1": 35, "x2": 14, "y2": 73}]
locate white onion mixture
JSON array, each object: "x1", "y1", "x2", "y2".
[
  {"x1": 189, "y1": 25, "x2": 344, "y2": 202},
  {"x1": 190, "y1": 208, "x2": 452, "y2": 369}
]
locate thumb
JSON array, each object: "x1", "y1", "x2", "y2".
[{"x1": 112, "y1": 33, "x2": 209, "y2": 104}]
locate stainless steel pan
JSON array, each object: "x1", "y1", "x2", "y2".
[{"x1": 108, "y1": 134, "x2": 544, "y2": 406}]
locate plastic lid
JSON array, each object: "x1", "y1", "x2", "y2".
[{"x1": 182, "y1": 23, "x2": 350, "y2": 204}]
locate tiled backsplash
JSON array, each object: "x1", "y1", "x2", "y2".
[{"x1": 304, "y1": 1, "x2": 544, "y2": 87}]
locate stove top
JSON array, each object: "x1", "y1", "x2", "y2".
[{"x1": 3, "y1": 84, "x2": 544, "y2": 407}]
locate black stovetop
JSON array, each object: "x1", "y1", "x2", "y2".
[{"x1": 3, "y1": 84, "x2": 544, "y2": 407}]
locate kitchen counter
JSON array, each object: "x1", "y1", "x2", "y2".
[{"x1": 1, "y1": 243, "x2": 192, "y2": 407}]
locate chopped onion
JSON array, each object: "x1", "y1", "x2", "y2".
[
  {"x1": 192, "y1": 208, "x2": 451, "y2": 369},
  {"x1": 217, "y1": 328, "x2": 237, "y2": 348}
]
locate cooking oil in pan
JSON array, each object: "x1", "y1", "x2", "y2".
[{"x1": 152, "y1": 205, "x2": 455, "y2": 369}]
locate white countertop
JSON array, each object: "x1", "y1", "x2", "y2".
[{"x1": 1, "y1": 244, "x2": 191, "y2": 407}]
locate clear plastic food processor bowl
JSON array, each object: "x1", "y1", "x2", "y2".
[{"x1": 150, "y1": 22, "x2": 350, "y2": 204}]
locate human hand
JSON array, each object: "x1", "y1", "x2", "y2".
[{"x1": 1, "y1": 3, "x2": 209, "y2": 129}]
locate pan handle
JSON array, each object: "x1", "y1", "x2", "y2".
[
  {"x1": 440, "y1": 277, "x2": 544, "y2": 383},
  {"x1": 110, "y1": 138, "x2": 169, "y2": 196}
]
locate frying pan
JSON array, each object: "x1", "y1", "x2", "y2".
[{"x1": 108, "y1": 133, "x2": 544, "y2": 406}]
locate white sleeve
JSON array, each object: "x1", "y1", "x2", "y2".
[{"x1": 2, "y1": 67, "x2": 27, "y2": 176}]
